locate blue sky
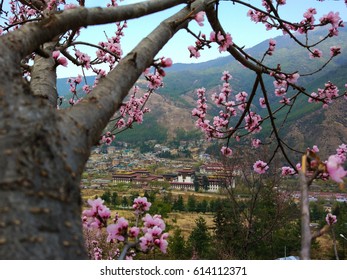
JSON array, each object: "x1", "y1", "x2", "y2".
[
  {"x1": 2, "y1": 0, "x2": 343, "y2": 77},
  {"x1": 55, "y1": 0, "x2": 347, "y2": 77}
]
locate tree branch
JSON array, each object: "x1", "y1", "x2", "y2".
[
  {"x1": 30, "y1": 42, "x2": 58, "y2": 107},
  {"x1": 205, "y1": 3, "x2": 265, "y2": 73},
  {"x1": 299, "y1": 155, "x2": 311, "y2": 260},
  {"x1": 1, "y1": 0, "x2": 188, "y2": 60},
  {"x1": 259, "y1": 74, "x2": 296, "y2": 170}
]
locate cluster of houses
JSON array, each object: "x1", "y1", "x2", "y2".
[
  {"x1": 112, "y1": 163, "x2": 237, "y2": 193},
  {"x1": 292, "y1": 191, "x2": 347, "y2": 204},
  {"x1": 82, "y1": 143, "x2": 239, "y2": 193}
]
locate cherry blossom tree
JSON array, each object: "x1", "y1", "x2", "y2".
[{"x1": 0, "y1": 0, "x2": 346, "y2": 260}]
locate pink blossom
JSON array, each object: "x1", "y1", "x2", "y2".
[
  {"x1": 325, "y1": 213, "x2": 337, "y2": 225},
  {"x1": 279, "y1": 97, "x2": 291, "y2": 105},
  {"x1": 259, "y1": 97, "x2": 266, "y2": 108},
  {"x1": 139, "y1": 226, "x2": 168, "y2": 254},
  {"x1": 129, "y1": 226, "x2": 140, "y2": 238},
  {"x1": 303, "y1": 8, "x2": 317, "y2": 20},
  {"x1": 52, "y1": 51, "x2": 60, "y2": 59},
  {"x1": 320, "y1": 11, "x2": 342, "y2": 28},
  {"x1": 210, "y1": 31, "x2": 224, "y2": 42},
  {"x1": 302, "y1": 8, "x2": 317, "y2": 27},
  {"x1": 64, "y1": 4, "x2": 77, "y2": 9},
  {"x1": 188, "y1": 45, "x2": 200, "y2": 58},
  {"x1": 143, "y1": 214, "x2": 165, "y2": 232},
  {"x1": 336, "y1": 143, "x2": 347, "y2": 162},
  {"x1": 82, "y1": 198, "x2": 111, "y2": 229},
  {"x1": 221, "y1": 146, "x2": 232, "y2": 157},
  {"x1": 273, "y1": 74, "x2": 287, "y2": 88},
  {"x1": 309, "y1": 48, "x2": 323, "y2": 59},
  {"x1": 213, "y1": 116, "x2": 228, "y2": 129},
  {"x1": 308, "y1": 81, "x2": 339, "y2": 107},
  {"x1": 139, "y1": 232, "x2": 153, "y2": 252},
  {"x1": 253, "y1": 160, "x2": 269, "y2": 174},
  {"x1": 52, "y1": 51, "x2": 68, "y2": 67},
  {"x1": 286, "y1": 73, "x2": 300, "y2": 84},
  {"x1": 247, "y1": 9, "x2": 268, "y2": 23},
  {"x1": 83, "y1": 84, "x2": 91, "y2": 94},
  {"x1": 212, "y1": 92, "x2": 226, "y2": 105},
  {"x1": 252, "y1": 139, "x2": 261, "y2": 148},
  {"x1": 296, "y1": 163, "x2": 302, "y2": 171},
  {"x1": 161, "y1": 57, "x2": 173, "y2": 68},
  {"x1": 275, "y1": 87, "x2": 287, "y2": 97},
  {"x1": 326, "y1": 155, "x2": 347, "y2": 183},
  {"x1": 57, "y1": 57, "x2": 68, "y2": 67},
  {"x1": 107, "y1": 0, "x2": 119, "y2": 7},
  {"x1": 267, "y1": 39, "x2": 276, "y2": 55},
  {"x1": 75, "y1": 50, "x2": 91, "y2": 69},
  {"x1": 221, "y1": 71, "x2": 232, "y2": 82},
  {"x1": 330, "y1": 46, "x2": 341, "y2": 57},
  {"x1": 158, "y1": 233, "x2": 169, "y2": 253},
  {"x1": 210, "y1": 31, "x2": 233, "y2": 52},
  {"x1": 235, "y1": 91, "x2": 248, "y2": 102},
  {"x1": 219, "y1": 33, "x2": 233, "y2": 52},
  {"x1": 281, "y1": 166, "x2": 296, "y2": 176},
  {"x1": 194, "y1": 11, "x2": 205, "y2": 26},
  {"x1": 100, "y1": 132, "x2": 115, "y2": 146},
  {"x1": 83, "y1": 198, "x2": 106, "y2": 217},
  {"x1": 312, "y1": 145, "x2": 319, "y2": 153},
  {"x1": 106, "y1": 217, "x2": 129, "y2": 242},
  {"x1": 133, "y1": 196, "x2": 151, "y2": 214},
  {"x1": 245, "y1": 112, "x2": 262, "y2": 133}
]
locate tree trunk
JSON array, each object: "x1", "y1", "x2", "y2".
[
  {"x1": 0, "y1": 0, "x2": 212, "y2": 259},
  {"x1": 0, "y1": 59, "x2": 88, "y2": 257}
]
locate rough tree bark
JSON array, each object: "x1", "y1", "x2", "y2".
[{"x1": 0, "y1": 0, "x2": 214, "y2": 259}]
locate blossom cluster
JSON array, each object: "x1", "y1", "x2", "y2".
[
  {"x1": 100, "y1": 131, "x2": 115, "y2": 145},
  {"x1": 210, "y1": 31, "x2": 233, "y2": 53},
  {"x1": 133, "y1": 196, "x2": 152, "y2": 215},
  {"x1": 96, "y1": 22, "x2": 127, "y2": 69},
  {"x1": 188, "y1": 12, "x2": 233, "y2": 59},
  {"x1": 326, "y1": 213, "x2": 337, "y2": 226},
  {"x1": 253, "y1": 160, "x2": 269, "y2": 174},
  {"x1": 82, "y1": 196, "x2": 168, "y2": 260},
  {"x1": 192, "y1": 72, "x2": 271, "y2": 172},
  {"x1": 139, "y1": 214, "x2": 169, "y2": 253},
  {"x1": 82, "y1": 198, "x2": 111, "y2": 229},
  {"x1": 308, "y1": 81, "x2": 340, "y2": 108},
  {"x1": 326, "y1": 144, "x2": 347, "y2": 183},
  {"x1": 247, "y1": 3, "x2": 343, "y2": 37},
  {"x1": 192, "y1": 72, "x2": 239, "y2": 143},
  {"x1": 117, "y1": 88, "x2": 151, "y2": 129}
]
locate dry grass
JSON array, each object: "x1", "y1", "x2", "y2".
[
  {"x1": 311, "y1": 235, "x2": 338, "y2": 260},
  {"x1": 81, "y1": 188, "x2": 216, "y2": 239},
  {"x1": 167, "y1": 211, "x2": 215, "y2": 238}
]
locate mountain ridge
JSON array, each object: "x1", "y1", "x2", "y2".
[{"x1": 57, "y1": 25, "x2": 347, "y2": 156}]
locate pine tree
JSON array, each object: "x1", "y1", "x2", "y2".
[
  {"x1": 169, "y1": 228, "x2": 188, "y2": 259},
  {"x1": 173, "y1": 195, "x2": 185, "y2": 212},
  {"x1": 187, "y1": 216, "x2": 211, "y2": 259}
]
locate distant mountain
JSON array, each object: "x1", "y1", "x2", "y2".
[{"x1": 57, "y1": 25, "x2": 347, "y2": 156}]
